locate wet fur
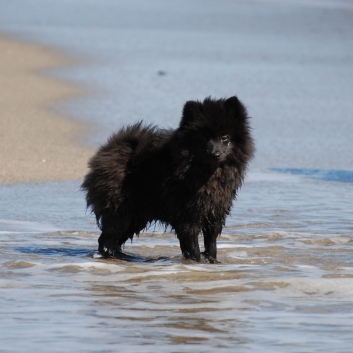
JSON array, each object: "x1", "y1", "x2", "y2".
[{"x1": 81, "y1": 96, "x2": 254, "y2": 262}]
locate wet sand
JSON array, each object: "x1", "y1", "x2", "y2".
[{"x1": 0, "y1": 36, "x2": 93, "y2": 184}]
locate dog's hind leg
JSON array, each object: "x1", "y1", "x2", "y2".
[
  {"x1": 98, "y1": 231, "x2": 123, "y2": 257},
  {"x1": 97, "y1": 210, "x2": 134, "y2": 257},
  {"x1": 98, "y1": 230, "x2": 132, "y2": 258},
  {"x1": 202, "y1": 222, "x2": 222, "y2": 263},
  {"x1": 98, "y1": 212, "x2": 147, "y2": 259}
]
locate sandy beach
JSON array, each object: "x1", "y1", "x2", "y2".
[{"x1": 0, "y1": 36, "x2": 93, "y2": 184}]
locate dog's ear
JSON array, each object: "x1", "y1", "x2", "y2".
[
  {"x1": 224, "y1": 96, "x2": 247, "y2": 119},
  {"x1": 180, "y1": 100, "x2": 203, "y2": 127}
]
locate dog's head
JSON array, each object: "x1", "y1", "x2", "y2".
[{"x1": 178, "y1": 96, "x2": 254, "y2": 167}]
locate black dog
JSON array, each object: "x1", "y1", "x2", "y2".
[{"x1": 81, "y1": 97, "x2": 254, "y2": 262}]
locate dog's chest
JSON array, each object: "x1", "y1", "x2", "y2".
[{"x1": 196, "y1": 168, "x2": 236, "y2": 208}]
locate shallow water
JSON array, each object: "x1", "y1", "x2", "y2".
[
  {"x1": 1, "y1": 0, "x2": 353, "y2": 170},
  {"x1": 1, "y1": 0, "x2": 353, "y2": 351},
  {"x1": 1, "y1": 172, "x2": 352, "y2": 352}
]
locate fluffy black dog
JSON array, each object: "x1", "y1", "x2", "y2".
[{"x1": 82, "y1": 96, "x2": 254, "y2": 262}]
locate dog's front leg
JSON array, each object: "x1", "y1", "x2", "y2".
[
  {"x1": 175, "y1": 225, "x2": 201, "y2": 261},
  {"x1": 202, "y1": 223, "x2": 222, "y2": 263}
]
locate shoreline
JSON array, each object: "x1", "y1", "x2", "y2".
[{"x1": 0, "y1": 36, "x2": 94, "y2": 185}]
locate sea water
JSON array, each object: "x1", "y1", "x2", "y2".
[
  {"x1": 1, "y1": 173, "x2": 352, "y2": 352},
  {"x1": 1, "y1": 0, "x2": 353, "y2": 352}
]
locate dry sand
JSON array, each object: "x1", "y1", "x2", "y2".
[{"x1": 0, "y1": 36, "x2": 94, "y2": 185}]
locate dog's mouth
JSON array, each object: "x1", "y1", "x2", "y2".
[
  {"x1": 209, "y1": 150, "x2": 227, "y2": 164},
  {"x1": 206, "y1": 139, "x2": 231, "y2": 165}
]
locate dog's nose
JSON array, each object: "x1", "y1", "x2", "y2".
[{"x1": 214, "y1": 151, "x2": 221, "y2": 159}]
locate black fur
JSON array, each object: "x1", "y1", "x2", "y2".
[{"x1": 81, "y1": 96, "x2": 254, "y2": 262}]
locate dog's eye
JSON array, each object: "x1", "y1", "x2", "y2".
[{"x1": 221, "y1": 135, "x2": 229, "y2": 143}]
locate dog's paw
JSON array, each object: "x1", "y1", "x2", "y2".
[
  {"x1": 182, "y1": 250, "x2": 201, "y2": 262},
  {"x1": 201, "y1": 252, "x2": 221, "y2": 264},
  {"x1": 98, "y1": 244, "x2": 122, "y2": 258}
]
